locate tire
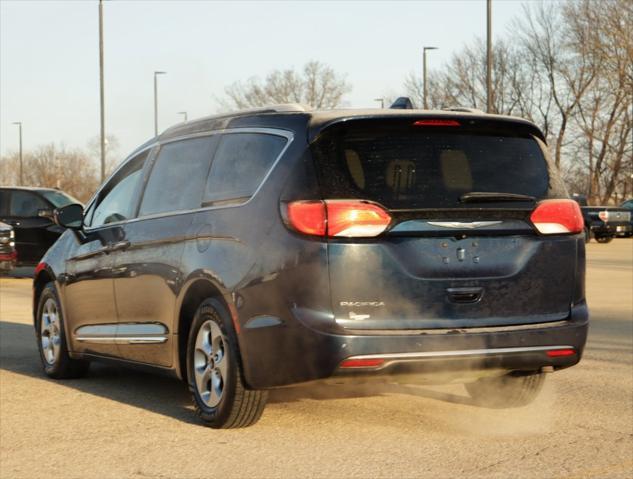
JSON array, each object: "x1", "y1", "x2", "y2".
[
  {"x1": 584, "y1": 227, "x2": 591, "y2": 243},
  {"x1": 595, "y1": 235, "x2": 613, "y2": 244},
  {"x1": 465, "y1": 372, "x2": 545, "y2": 408},
  {"x1": 186, "y1": 298, "x2": 267, "y2": 428},
  {"x1": 35, "y1": 282, "x2": 90, "y2": 379}
]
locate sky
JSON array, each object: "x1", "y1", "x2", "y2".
[{"x1": 1, "y1": 0, "x2": 531, "y2": 161}]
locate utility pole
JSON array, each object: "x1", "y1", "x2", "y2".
[
  {"x1": 486, "y1": 0, "x2": 493, "y2": 113},
  {"x1": 12, "y1": 122, "x2": 23, "y2": 185},
  {"x1": 423, "y1": 46, "x2": 438, "y2": 109},
  {"x1": 178, "y1": 111, "x2": 188, "y2": 122},
  {"x1": 98, "y1": 0, "x2": 106, "y2": 182},
  {"x1": 154, "y1": 71, "x2": 166, "y2": 136},
  {"x1": 373, "y1": 98, "x2": 384, "y2": 109}
]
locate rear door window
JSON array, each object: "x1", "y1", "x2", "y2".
[
  {"x1": 203, "y1": 133, "x2": 287, "y2": 206},
  {"x1": 312, "y1": 121, "x2": 553, "y2": 209},
  {"x1": 139, "y1": 136, "x2": 218, "y2": 216}
]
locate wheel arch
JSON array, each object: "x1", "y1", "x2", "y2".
[
  {"x1": 33, "y1": 263, "x2": 55, "y2": 326},
  {"x1": 175, "y1": 273, "x2": 240, "y2": 381}
]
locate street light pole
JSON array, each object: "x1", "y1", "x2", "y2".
[
  {"x1": 12, "y1": 122, "x2": 23, "y2": 185},
  {"x1": 423, "y1": 46, "x2": 438, "y2": 109},
  {"x1": 373, "y1": 98, "x2": 384, "y2": 109},
  {"x1": 178, "y1": 111, "x2": 188, "y2": 122},
  {"x1": 154, "y1": 71, "x2": 166, "y2": 136},
  {"x1": 486, "y1": 0, "x2": 493, "y2": 113},
  {"x1": 98, "y1": 0, "x2": 106, "y2": 182}
]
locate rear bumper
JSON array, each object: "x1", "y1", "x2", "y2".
[
  {"x1": 239, "y1": 302, "x2": 589, "y2": 389},
  {"x1": 615, "y1": 224, "x2": 633, "y2": 237},
  {"x1": 591, "y1": 222, "x2": 631, "y2": 236}
]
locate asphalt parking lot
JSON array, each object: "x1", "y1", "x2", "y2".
[{"x1": 1, "y1": 240, "x2": 631, "y2": 479}]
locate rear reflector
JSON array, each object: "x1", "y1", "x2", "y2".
[
  {"x1": 530, "y1": 199, "x2": 584, "y2": 235},
  {"x1": 339, "y1": 358, "x2": 385, "y2": 369},
  {"x1": 413, "y1": 119, "x2": 461, "y2": 127},
  {"x1": 546, "y1": 348, "x2": 575, "y2": 358},
  {"x1": 286, "y1": 200, "x2": 392, "y2": 238}
]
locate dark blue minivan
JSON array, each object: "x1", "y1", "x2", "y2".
[{"x1": 33, "y1": 106, "x2": 588, "y2": 428}]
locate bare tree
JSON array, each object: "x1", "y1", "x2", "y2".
[
  {"x1": 87, "y1": 134, "x2": 121, "y2": 176},
  {"x1": 403, "y1": 40, "x2": 533, "y2": 117},
  {"x1": 220, "y1": 61, "x2": 352, "y2": 110},
  {"x1": 0, "y1": 144, "x2": 99, "y2": 202},
  {"x1": 402, "y1": 0, "x2": 632, "y2": 204},
  {"x1": 565, "y1": 0, "x2": 633, "y2": 203},
  {"x1": 515, "y1": 3, "x2": 597, "y2": 168}
]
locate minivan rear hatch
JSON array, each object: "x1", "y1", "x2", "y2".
[{"x1": 310, "y1": 116, "x2": 576, "y2": 330}]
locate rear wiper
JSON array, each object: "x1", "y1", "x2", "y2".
[{"x1": 459, "y1": 192, "x2": 536, "y2": 203}]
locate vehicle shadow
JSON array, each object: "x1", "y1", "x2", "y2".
[
  {"x1": 0, "y1": 321, "x2": 201, "y2": 425},
  {"x1": 268, "y1": 382, "x2": 476, "y2": 406},
  {"x1": 0, "y1": 320, "x2": 482, "y2": 424}
]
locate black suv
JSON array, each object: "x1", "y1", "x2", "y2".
[
  {"x1": 33, "y1": 106, "x2": 589, "y2": 428},
  {"x1": 0, "y1": 187, "x2": 81, "y2": 265}
]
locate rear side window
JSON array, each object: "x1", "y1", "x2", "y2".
[
  {"x1": 9, "y1": 191, "x2": 48, "y2": 217},
  {"x1": 312, "y1": 121, "x2": 553, "y2": 209},
  {"x1": 139, "y1": 136, "x2": 218, "y2": 216},
  {"x1": 203, "y1": 133, "x2": 287, "y2": 205}
]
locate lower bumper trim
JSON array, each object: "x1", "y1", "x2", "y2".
[{"x1": 343, "y1": 345, "x2": 575, "y2": 368}]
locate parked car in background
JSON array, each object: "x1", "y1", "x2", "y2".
[
  {"x1": 0, "y1": 187, "x2": 82, "y2": 265},
  {"x1": 572, "y1": 194, "x2": 632, "y2": 243},
  {"x1": 34, "y1": 107, "x2": 588, "y2": 428},
  {"x1": 0, "y1": 221, "x2": 17, "y2": 273},
  {"x1": 617, "y1": 199, "x2": 633, "y2": 238}
]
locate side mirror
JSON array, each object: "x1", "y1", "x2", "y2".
[
  {"x1": 54, "y1": 203, "x2": 84, "y2": 229},
  {"x1": 38, "y1": 208, "x2": 54, "y2": 219}
]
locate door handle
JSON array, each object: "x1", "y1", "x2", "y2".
[{"x1": 107, "y1": 240, "x2": 130, "y2": 253}]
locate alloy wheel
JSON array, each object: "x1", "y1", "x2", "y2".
[
  {"x1": 40, "y1": 298, "x2": 61, "y2": 366},
  {"x1": 193, "y1": 320, "x2": 228, "y2": 408}
]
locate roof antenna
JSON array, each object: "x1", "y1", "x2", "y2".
[{"x1": 390, "y1": 97, "x2": 415, "y2": 109}]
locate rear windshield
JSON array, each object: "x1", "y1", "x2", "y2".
[{"x1": 311, "y1": 121, "x2": 552, "y2": 209}]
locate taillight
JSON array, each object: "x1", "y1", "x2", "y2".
[
  {"x1": 327, "y1": 200, "x2": 392, "y2": 237},
  {"x1": 286, "y1": 200, "x2": 392, "y2": 238},
  {"x1": 413, "y1": 119, "x2": 460, "y2": 127},
  {"x1": 286, "y1": 201, "x2": 327, "y2": 236},
  {"x1": 0, "y1": 251, "x2": 17, "y2": 261},
  {"x1": 546, "y1": 348, "x2": 575, "y2": 358},
  {"x1": 339, "y1": 358, "x2": 385, "y2": 369},
  {"x1": 530, "y1": 199, "x2": 584, "y2": 235}
]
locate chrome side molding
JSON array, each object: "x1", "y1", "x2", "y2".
[
  {"x1": 74, "y1": 323, "x2": 168, "y2": 344},
  {"x1": 427, "y1": 221, "x2": 503, "y2": 229}
]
